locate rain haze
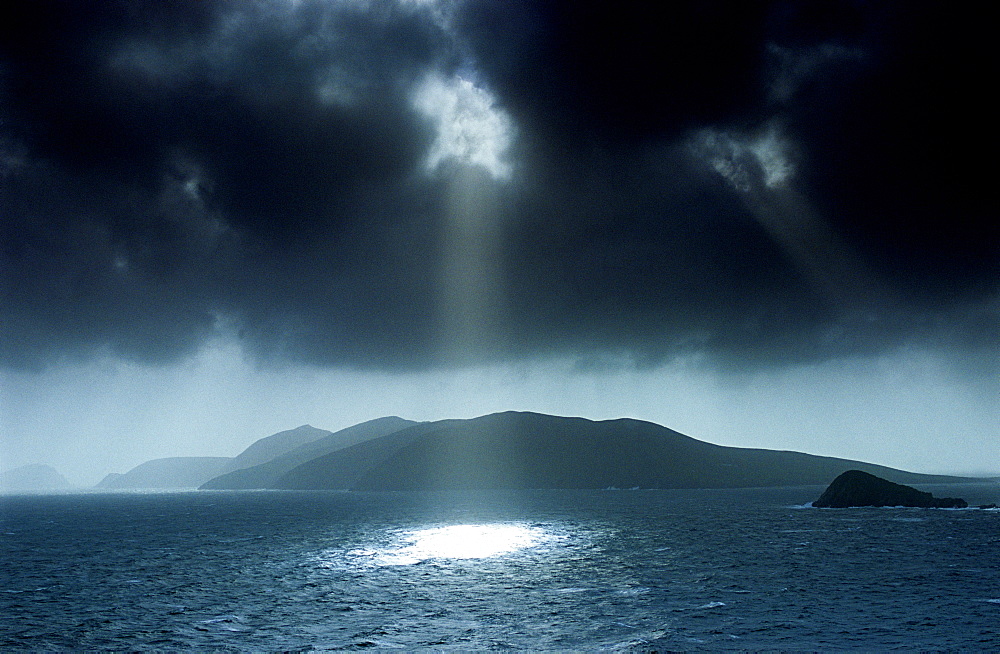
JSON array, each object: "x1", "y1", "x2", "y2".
[{"x1": 1, "y1": 0, "x2": 997, "y2": 486}]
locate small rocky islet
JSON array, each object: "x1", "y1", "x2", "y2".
[{"x1": 814, "y1": 470, "x2": 968, "y2": 508}]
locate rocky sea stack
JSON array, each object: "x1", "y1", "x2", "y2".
[{"x1": 814, "y1": 470, "x2": 967, "y2": 508}]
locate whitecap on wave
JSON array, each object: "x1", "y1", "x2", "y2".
[{"x1": 195, "y1": 615, "x2": 247, "y2": 632}]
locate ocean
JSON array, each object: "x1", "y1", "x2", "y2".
[{"x1": 2, "y1": 485, "x2": 998, "y2": 651}]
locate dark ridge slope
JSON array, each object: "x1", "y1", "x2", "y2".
[
  {"x1": 276, "y1": 412, "x2": 973, "y2": 491},
  {"x1": 216, "y1": 425, "x2": 333, "y2": 476},
  {"x1": 274, "y1": 419, "x2": 466, "y2": 490},
  {"x1": 200, "y1": 416, "x2": 418, "y2": 489}
]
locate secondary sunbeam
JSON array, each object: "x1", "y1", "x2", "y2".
[
  {"x1": 691, "y1": 125, "x2": 795, "y2": 192},
  {"x1": 689, "y1": 123, "x2": 884, "y2": 314}
]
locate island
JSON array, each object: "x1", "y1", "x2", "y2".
[
  {"x1": 813, "y1": 470, "x2": 968, "y2": 508},
  {"x1": 216, "y1": 412, "x2": 978, "y2": 492}
]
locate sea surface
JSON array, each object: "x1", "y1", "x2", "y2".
[{"x1": 2, "y1": 485, "x2": 998, "y2": 651}]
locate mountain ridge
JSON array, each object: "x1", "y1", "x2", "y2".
[
  {"x1": 215, "y1": 424, "x2": 334, "y2": 476},
  {"x1": 99, "y1": 412, "x2": 982, "y2": 493},
  {"x1": 200, "y1": 416, "x2": 419, "y2": 489},
  {"x1": 273, "y1": 411, "x2": 976, "y2": 491},
  {"x1": 96, "y1": 457, "x2": 231, "y2": 489}
]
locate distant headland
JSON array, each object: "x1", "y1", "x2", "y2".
[{"x1": 0, "y1": 464, "x2": 70, "y2": 492}]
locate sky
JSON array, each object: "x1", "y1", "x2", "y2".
[{"x1": 1, "y1": 0, "x2": 997, "y2": 485}]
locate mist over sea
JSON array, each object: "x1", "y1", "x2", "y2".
[{"x1": 2, "y1": 486, "x2": 998, "y2": 650}]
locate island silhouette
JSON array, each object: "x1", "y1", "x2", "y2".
[
  {"x1": 813, "y1": 470, "x2": 968, "y2": 508},
  {"x1": 89, "y1": 412, "x2": 986, "y2": 492},
  {"x1": 197, "y1": 412, "x2": 977, "y2": 491}
]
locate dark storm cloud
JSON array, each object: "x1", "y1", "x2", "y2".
[{"x1": 1, "y1": 1, "x2": 996, "y2": 372}]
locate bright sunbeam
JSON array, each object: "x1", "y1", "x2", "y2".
[
  {"x1": 412, "y1": 72, "x2": 514, "y2": 363},
  {"x1": 412, "y1": 73, "x2": 514, "y2": 180}
]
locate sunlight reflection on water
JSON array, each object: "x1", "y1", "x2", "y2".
[
  {"x1": 341, "y1": 522, "x2": 557, "y2": 566},
  {"x1": 7, "y1": 489, "x2": 1000, "y2": 650}
]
